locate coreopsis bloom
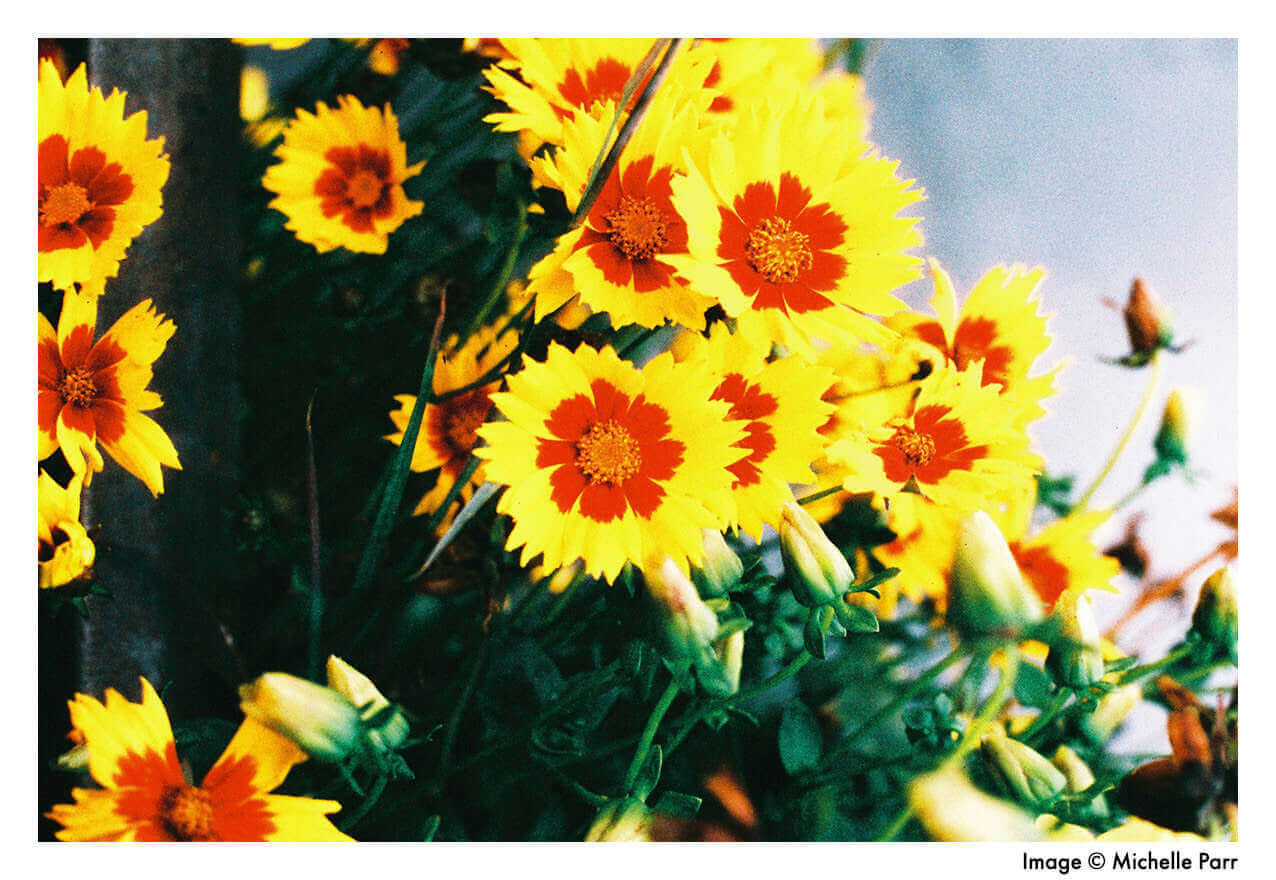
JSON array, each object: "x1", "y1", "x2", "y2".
[
  {"x1": 675, "y1": 322, "x2": 834, "y2": 538},
  {"x1": 262, "y1": 95, "x2": 424, "y2": 254},
  {"x1": 475, "y1": 342, "x2": 744, "y2": 581},
  {"x1": 239, "y1": 673, "x2": 364, "y2": 762},
  {"x1": 38, "y1": 471, "x2": 94, "y2": 589},
  {"x1": 39, "y1": 293, "x2": 181, "y2": 495},
  {"x1": 525, "y1": 74, "x2": 717, "y2": 329},
  {"x1": 890, "y1": 260, "x2": 1059, "y2": 426},
  {"x1": 38, "y1": 60, "x2": 170, "y2": 298},
  {"x1": 483, "y1": 38, "x2": 661, "y2": 149},
  {"x1": 873, "y1": 493, "x2": 960, "y2": 616},
  {"x1": 46, "y1": 678, "x2": 351, "y2": 841},
  {"x1": 670, "y1": 92, "x2": 924, "y2": 357},
  {"x1": 827, "y1": 362, "x2": 1038, "y2": 512},
  {"x1": 385, "y1": 325, "x2": 518, "y2": 532},
  {"x1": 233, "y1": 38, "x2": 309, "y2": 50}
]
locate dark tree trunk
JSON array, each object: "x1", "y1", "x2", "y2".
[{"x1": 77, "y1": 39, "x2": 244, "y2": 713}]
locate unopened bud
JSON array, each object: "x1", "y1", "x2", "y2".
[
  {"x1": 239, "y1": 672, "x2": 363, "y2": 762},
  {"x1": 1080, "y1": 683, "x2": 1141, "y2": 744},
  {"x1": 585, "y1": 796, "x2": 652, "y2": 842},
  {"x1": 714, "y1": 628, "x2": 745, "y2": 696},
  {"x1": 910, "y1": 766, "x2": 1043, "y2": 842},
  {"x1": 779, "y1": 501, "x2": 852, "y2": 608},
  {"x1": 1191, "y1": 566, "x2": 1237, "y2": 662},
  {"x1": 981, "y1": 729, "x2": 1067, "y2": 807},
  {"x1": 948, "y1": 511, "x2": 1043, "y2": 640},
  {"x1": 1121, "y1": 278, "x2": 1176, "y2": 359},
  {"x1": 644, "y1": 557, "x2": 720, "y2": 664},
  {"x1": 1052, "y1": 745, "x2": 1108, "y2": 817},
  {"x1": 692, "y1": 529, "x2": 744, "y2": 597},
  {"x1": 55, "y1": 737, "x2": 90, "y2": 773},
  {"x1": 326, "y1": 655, "x2": 409, "y2": 753},
  {"x1": 1045, "y1": 589, "x2": 1104, "y2": 689},
  {"x1": 1153, "y1": 390, "x2": 1193, "y2": 466}
]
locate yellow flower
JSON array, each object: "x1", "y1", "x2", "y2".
[
  {"x1": 38, "y1": 60, "x2": 170, "y2": 298},
  {"x1": 872, "y1": 493, "x2": 961, "y2": 616},
  {"x1": 675, "y1": 322, "x2": 834, "y2": 538},
  {"x1": 46, "y1": 678, "x2": 351, "y2": 841},
  {"x1": 238, "y1": 673, "x2": 363, "y2": 763},
  {"x1": 669, "y1": 91, "x2": 924, "y2": 358},
  {"x1": 525, "y1": 69, "x2": 717, "y2": 330},
  {"x1": 38, "y1": 471, "x2": 94, "y2": 589},
  {"x1": 890, "y1": 260, "x2": 1060, "y2": 427},
  {"x1": 827, "y1": 362, "x2": 1038, "y2": 512},
  {"x1": 263, "y1": 95, "x2": 424, "y2": 254},
  {"x1": 326, "y1": 655, "x2": 409, "y2": 753},
  {"x1": 385, "y1": 325, "x2": 518, "y2": 533},
  {"x1": 476, "y1": 342, "x2": 744, "y2": 582},
  {"x1": 483, "y1": 38, "x2": 663, "y2": 150},
  {"x1": 233, "y1": 38, "x2": 309, "y2": 50},
  {"x1": 38, "y1": 293, "x2": 181, "y2": 495}
]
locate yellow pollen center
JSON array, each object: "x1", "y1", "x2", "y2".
[
  {"x1": 345, "y1": 170, "x2": 385, "y2": 208},
  {"x1": 41, "y1": 183, "x2": 93, "y2": 227},
  {"x1": 576, "y1": 419, "x2": 642, "y2": 485},
  {"x1": 58, "y1": 367, "x2": 97, "y2": 408},
  {"x1": 745, "y1": 217, "x2": 813, "y2": 284},
  {"x1": 891, "y1": 426, "x2": 936, "y2": 467},
  {"x1": 604, "y1": 196, "x2": 668, "y2": 261},
  {"x1": 159, "y1": 785, "x2": 216, "y2": 841}
]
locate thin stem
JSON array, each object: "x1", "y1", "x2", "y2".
[
  {"x1": 465, "y1": 199, "x2": 529, "y2": 339},
  {"x1": 797, "y1": 485, "x2": 842, "y2": 507},
  {"x1": 423, "y1": 455, "x2": 482, "y2": 537},
  {"x1": 1019, "y1": 690, "x2": 1071, "y2": 746},
  {"x1": 877, "y1": 643, "x2": 1020, "y2": 841},
  {"x1": 572, "y1": 39, "x2": 685, "y2": 226},
  {"x1": 431, "y1": 641, "x2": 490, "y2": 794},
  {"x1": 1118, "y1": 641, "x2": 1195, "y2": 685},
  {"x1": 304, "y1": 394, "x2": 324, "y2": 682},
  {"x1": 1074, "y1": 355, "x2": 1163, "y2": 511},
  {"x1": 622, "y1": 678, "x2": 680, "y2": 794},
  {"x1": 338, "y1": 769, "x2": 389, "y2": 832},
  {"x1": 827, "y1": 644, "x2": 966, "y2": 761}
]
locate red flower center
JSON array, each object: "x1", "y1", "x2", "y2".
[
  {"x1": 745, "y1": 217, "x2": 813, "y2": 285},
  {"x1": 439, "y1": 390, "x2": 493, "y2": 458},
  {"x1": 604, "y1": 195, "x2": 668, "y2": 261},
  {"x1": 38, "y1": 134, "x2": 134, "y2": 253},
  {"x1": 58, "y1": 366, "x2": 98, "y2": 408},
  {"x1": 158, "y1": 784, "x2": 216, "y2": 841},
  {"x1": 889, "y1": 425, "x2": 936, "y2": 467},
  {"x1": 576, "y1": 419, "x2": 643, "y2": 485},
  {"x1": 315, "y1": 144, "x2": 395, "y2": 233}
]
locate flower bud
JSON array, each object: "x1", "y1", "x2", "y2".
[
  {"x1": 714, "y1": 628, "x2": 745, "y2": 696},
  {"x1": 585, "y1": 796, "x2": 652, "y2": 842},
  {"x1": 1121, "y1": 278, "x2": 1176, "y2": 359},
  {"x1": 239, "y1": 672, "x2": 363, "y2": 762},
  {"x1": 1045, "y1": 589, "x2": 1104, "y2": 689},
  {"x1": 981, "y1": 729, "x2": 1067, "y2": 807},
  {"x1": 948, "y1": 511, "x2": 1043, "y2": 640},
  {"x1": 692, "y1": 529, "x2": 744, "y2": 597},
  {"x1": 326, "y1": 655, "x2": 409, "y2": 753},
  {"x1": 779, "y1": 501, "x2": 852, "y2": 608},
  {"x1": 1153, "y1": 390, "x2": 1193, "y2": 466},
  {"x1": 1190, "y1": 566, "x2": 1237, "y2": 662},
  {"x1": 644, "y1": 557, "x2": 720, "y2": 665},
  {"x1": 1052, "y1": 745, "x2": 1109, "y2": 817},
  {"x1": 1079, "y1": 683, "x2": 1141, "y2": 744},
  {"x1": 909, "y1": 766, "x2": 1043, "y2": 841}
]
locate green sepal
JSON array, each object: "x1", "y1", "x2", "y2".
[{"x1": 652, "y1": 791, "x2": 702, "y2": 819}]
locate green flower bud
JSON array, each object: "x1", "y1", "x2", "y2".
[
  {"x1": 1079, "y1": 683, "x2": 1141, "y2": 744},
  {"x1": 1051, "y1": 745, "x2": 1108, "y2": 817},
  {"x1": 1191, "y1": 566, "x2": 1237, "y2": 661},
  {"x1": 779, "y1": 501, "x2": 852, "y2": 608},
  {"x1": 692, "y1": 529, "x2": 744, "y2": 597},
  {"x1": 56, "y1": 741, "x2": 90, "y2": 773},
  {"x1": 644, "y1": 556, "x2": 721, "y2": 665},
  {"x1": 585, "y1": 796, "x2": 652, "y2": 842},
  {"x1": 948, "y1": 511, "x2": 1043, "y2": 640},
  {"x1": 714, "y1": 628, "x2": 745, "y2": 696},
  {"x1": 239, "y1": 672, "x2": 364, "y2": 762},
  {"x1": 1153, "y1": 390, "x2": 1193, "y2": 466},
  {"x1": 1045, "y1": 589, "x2": 1104, "y2": 689},
  {"x1": 909, "y1": 766, "x2": 1043, "y2": 842},
  {"x1": 326, "y1": 655, "x2": 409, "y2": 753},
  {"x1": 981, "y1": 729, "x2": 1067, "y2": 807}
]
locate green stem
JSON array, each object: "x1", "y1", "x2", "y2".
[
  {"x1": 827, "y1": 644, "x2": 965, "y2": 761},
  {"x1": 622, "y1": 679, "x2": 680, "y2": 794},
  {"x1": 338, "y1": 768, "x2": 389, "y2": 832},
  {"x1": 1118, "y1": 641, "x2": 1195, "y2": 685},
  {"x1": 796, "y1": 485, "x2": 842, "y2": 507},
  {"x1": 465, "y1": 199, "x2": 529, "y2": 339},
  {"x1": 1020, "y1": 690, "x2": 1071, "y2": 746},
  {"x1": 1109, "y1": 477, "x2": 1156, "y2": 512},
  {"x1": 1074, "y1": 354, "x2": 1163, "y2": 511},
  {"x1": 422, "y1": 455, "x2": 482, "y2": 537},
  {"x1": 431, "y1": 641, "x2": 490, "y2": 794},
  {"x1": 877, "y1": 644, "x2": 1019, "y2": 841}
]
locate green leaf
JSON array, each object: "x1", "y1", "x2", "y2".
[
  {"x1": 421, "y1": 814, "x2": 441, "y2": 842},
  {"x1": 833, "y1": 600, "x2": 879, "y2": 634},
  {"x1": 1103, "y1": 656, "x2": 1139, "y2": 674},
  {"x1": 778, "y1": 701, "x2": 823, "y2": 774},
  {"x1": 1015, "y1": 662, "x2": 1054, "y2": 709},
  {"x1": 847, "y1": 567, "x2": 900, "y2": 594},
  {"x1": 652, "y1": 791, "x2": 702, "y2": 819}
]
